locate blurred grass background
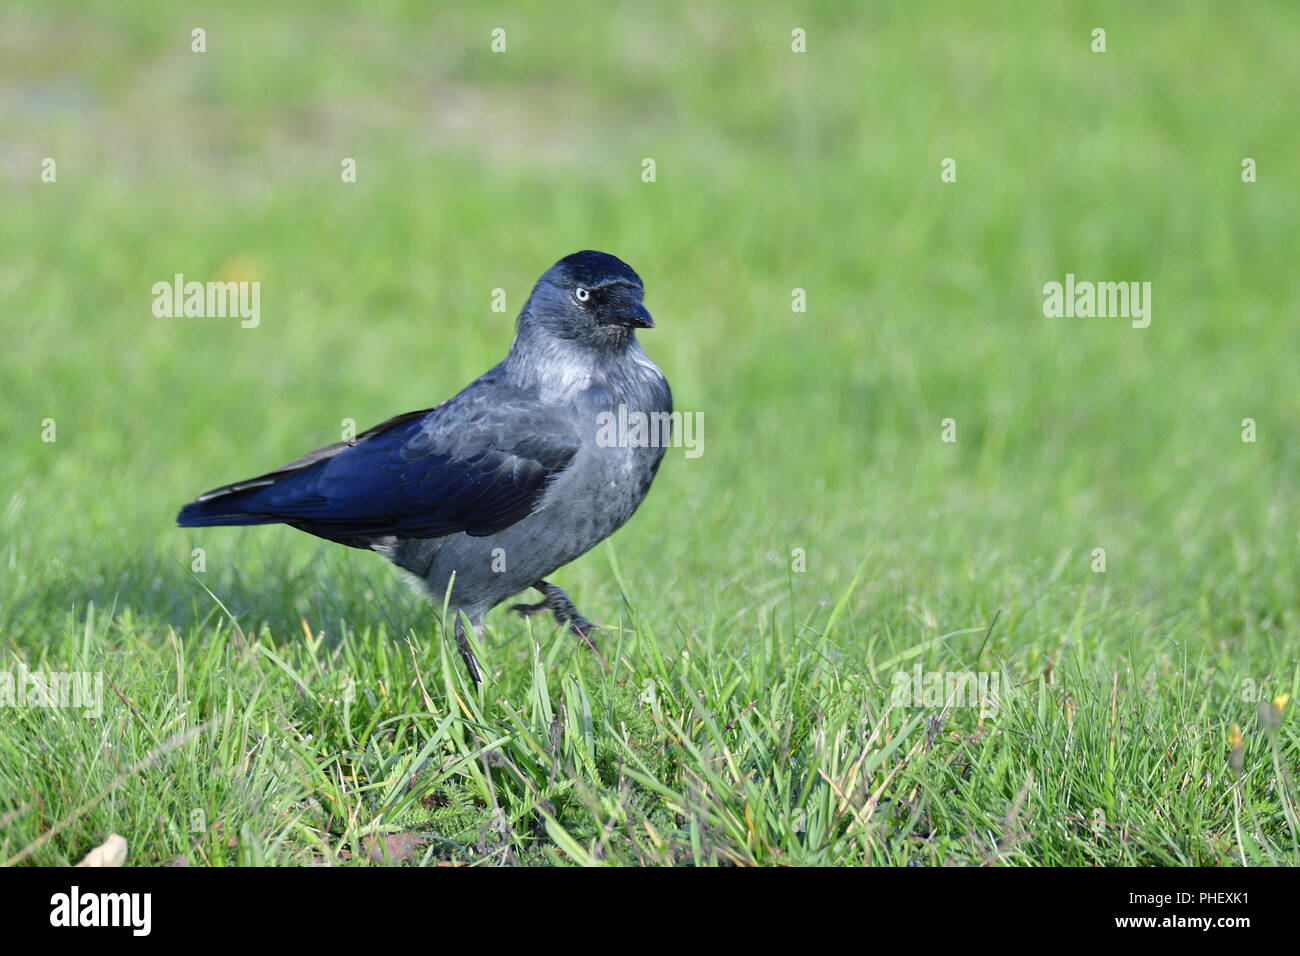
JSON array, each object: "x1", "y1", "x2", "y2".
[{"x1": 1, "y1": 1, "x2": 1298, "y2": 865}]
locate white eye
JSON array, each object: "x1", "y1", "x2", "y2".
[{"x1": 575, "y1": 287, "x2": 590, "y2": 302}]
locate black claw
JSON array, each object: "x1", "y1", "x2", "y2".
[
  {"x1": 567, "y1": 615, "x2": 598, "y2": 650},
  {"x1": 510, "y1": 599, "x2": 549, "y2": 617}
]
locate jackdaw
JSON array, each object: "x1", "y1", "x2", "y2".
[{"x1": 178, "y1": 250, "x2": 671, "y2": 684}]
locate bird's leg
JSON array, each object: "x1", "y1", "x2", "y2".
[
  {"x1": 510, "y1": 580, "x2": 597, "y2": 649},
  {"x1": 542, "y1": 584, "x2": 596, "y2": 643},
  {"x1": 453, "y1": 615, "x2": 484, "y2": 686}
]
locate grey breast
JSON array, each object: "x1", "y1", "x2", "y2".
[{"x1": 388, "y1": 348, "x2": 670, "y2": 617}]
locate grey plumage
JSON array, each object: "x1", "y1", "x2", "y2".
[{"x1": 178, "y1": 250, "x2": 671, "y2": 683}]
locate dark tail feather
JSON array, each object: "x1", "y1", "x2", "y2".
[
  {"x1": 176, "y1": 406, "x2": 438, "y2": 531},
  {"x1": 177, "y1": 495, "x2": 280, "y2": 528},
  {"x1": 176, "y1": 442, "x2": 337, "y2": 529}
]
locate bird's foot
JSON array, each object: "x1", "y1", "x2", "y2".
[
  {"x1": 454, "y1": 616, "x2": 484, "y2": 686},
  {"x1": 511, "y1": 580, "x2": 598, "y2": 651},
  {"x1": 509, "y1": 598, "x2": 550, "y2": 618}
]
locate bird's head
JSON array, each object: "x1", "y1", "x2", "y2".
[{"x1": 519, "y1": 251, "x2": 653, "y2": 351}]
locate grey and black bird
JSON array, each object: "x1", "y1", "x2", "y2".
[{"x1": 177, "y1": 251, "x2": 671, "y2": 684}]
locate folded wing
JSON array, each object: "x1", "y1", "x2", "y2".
[{"x1": 176, "y1": 389, "x2": 581, "y2": 543}]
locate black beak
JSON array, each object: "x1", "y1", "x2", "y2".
[{"x1": 616, "y1": 303, "x2": 654, "y2": 329}]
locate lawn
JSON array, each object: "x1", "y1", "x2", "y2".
[{"x1": 1, "y1": 0, "x2": 1297, "y2": 865}]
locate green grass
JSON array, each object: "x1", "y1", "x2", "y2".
[{"x1": 1, "y1": 0, "x2": 1298, "y2": 865}]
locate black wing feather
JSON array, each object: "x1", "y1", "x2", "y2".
[{"x1": 177, "y1": 386, "x2": 581, "y2": 543}]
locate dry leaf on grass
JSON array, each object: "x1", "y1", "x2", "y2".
[
  {"x1": 75, "y1": 833, "x2": 127, "y2": 867},
  {"x1": 363, "y1": 832, "x2": 424, "y2": 863}
]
